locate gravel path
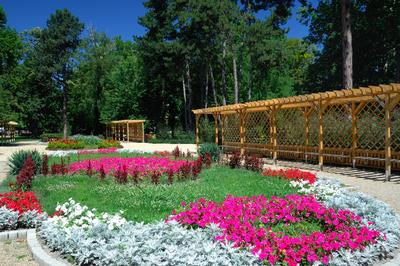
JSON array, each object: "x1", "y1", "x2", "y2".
[{"x1": 0, "y1": 239, "x2": 37, "y2": 266}]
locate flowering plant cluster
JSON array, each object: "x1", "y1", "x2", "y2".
[
  {"x1": 52, "y1": 198, "x2": 126, "y2": 231},
  {"x1": 47, "y1": 139, "x2": 85, "y2": 150},
  {"x1": 169, "y1": 194, "x2": 380, "y2": 265},
  {"x1": 69, "y1": 156, "x2": 203, "y2": 184},
  {"x1": 0, "y1": 191, "x2": 46, "y2": 230},
  {"x1": 15, "y1": 155, "x2": 36, "y2": 190},
  {"x1": 77, "y1": 147, "x2": 118, "y2": 155},
  {"x1": 262, "y1": 168, "x2": 316, "y2": 184},
  {"x1": 290, "y1": 179, "x2": 341, "y2": 200}
]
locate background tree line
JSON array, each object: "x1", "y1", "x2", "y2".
[{"x1": 1, "y1": 0, "x2": 400, "y2": 138}]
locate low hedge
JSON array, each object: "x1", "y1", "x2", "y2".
[
  {"x1": 47, "y1": 140, "x2": 86, "y2": 150},
  {"x1": 40, "y1": 133, "x2": 63, "y2": 142}
]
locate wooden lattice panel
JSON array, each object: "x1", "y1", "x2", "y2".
[
  {"x1": 308, "y1": 108, "x2": 319, "y2": 147},
  {"x1": 223, "y1": 113, "x2": 240, "y2": 143},
  {"x1": 391, "y1": 105, "x2": 400, "y2": 152},
  {"x1": 245, "y1": 111, "x2": 270, "y2": 144},
  {"x1": 357, "y1": 101, "x2": 385, "y2": 150},
  {"x1": 323, "y1": 104, "x2": 352, "y2": 148},
  {"x1": 276, "y1": 108, "x2": 305, "y2": 145}
]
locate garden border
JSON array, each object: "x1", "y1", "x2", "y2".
[{"x1": 26, "y1": 229, "x2": 71, "y2": 266}]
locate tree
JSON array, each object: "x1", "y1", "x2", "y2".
[
  {"x1": 0, "y1": 6, "x2": 23, "y2": 121},
  {"x1": 32, "y1": 9, "x2": 83, "y2": 138},
  {"x1": 341, "y1": 0, "x2": 352, "y2": 89}
]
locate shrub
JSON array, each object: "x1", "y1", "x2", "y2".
[
  {"x1": 204, "y1": 153, "x2": 212, "y2": 168},
  {"x1": 8, "y1": 150, "x2": 42, "y2": 175},
  {"x1": 198, "y1": 143, "x2": 219, "y2": 162},
  {"x1": 47, "y1": 139, "x2": 85, "y2": 150},
  {"x1": 70, "y1": 134, "x2": 101, "y2": 147},
  {"x1": 244, "y1": 155, "x2": 263, "y2": 172},
  {"x1": 86, "y1": 160, "x2": 93, "y2": 177},
  {"x1": 16, "y1": 155, "x2": 36, "y2": 190},
  {"x1": 114, "y1": 165, "x2": 128, "y2": 184},
  {"x1": 98, "y1": 139, "x2": 122, "y2": 149},
  {"x1": 151, "y1": 171, "x2": 161, "y2": 185},
  {"x1": 179, "y1": 162, "x2": 191, "y2": 180},
  {"x1": 50, "y1": 160, "x2": 68, "y2": 175},
  {"x1": 172, "y1": 146, "x2": 181, "y2": 158},
  {"x1": 40, "y1": 133, "x2": 63, "y2": 142},
  {"x1": 99, "y1": 164, "x2": 106, "y2": 180},
  {"x1": 41, "y1": 154, "x2": 49, "y2": 176},
  {"x1": 228, "y1": 152, "x2": 242, "y2": 168},
  {"x1": 132, "y1": 169, "x2": 140, "y2": 184},
  {"x1": 192, "y1": 156, "x2": 203, "y2": 179},
  {"x1": 167, "y1": 168, "x2": 174, "y2": 184}
]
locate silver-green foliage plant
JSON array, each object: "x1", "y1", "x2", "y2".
[
  {"x1": 8, "y1": 149, "x2": 42, "y2": 175},
  {"x1": 0, "y1": 207, "x2": 18, "y2": 230},
  {"x1": 40, "y1": 200, "x2": 260, "y2": 266}
]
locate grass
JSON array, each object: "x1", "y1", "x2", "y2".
[{"x1": 32, "y1": 166, "x2": 298, "y2": 223}]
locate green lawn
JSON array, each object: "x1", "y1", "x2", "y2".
[{"x1": 32, "y1": 166, "x2": 298, "y2": 223}]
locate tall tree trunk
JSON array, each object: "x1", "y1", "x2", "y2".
[
  {"x1": 185, "y1": 60, "x2": 193, "y2": 129},
  {"x1": 396, "y1": 45, "x2": 400, "y2": 82},
  {"x1": 341, "y1": 0, "x2": 353, "y2": 89},
  {"x1": 233, "y1": 56, "x2": 239, "y2": 103},
  {"x1": 182, "y1": 74, "x2": 188, "y2": 131},
  {"x1": 209, "y1": 63, "x2": 218, "y2": 106},
  {"x1": 248, "y1": 56, "x2": 253, "y2": 100},
  {"x1": 62, "y1": 83, "x2": 68, "y2": 139},
  {"x1": 221, "y1": 42, "x2": 227, "y2": 105},
  {"x1": 204, "y1": 65, "x2": 209, "y2": 108}
]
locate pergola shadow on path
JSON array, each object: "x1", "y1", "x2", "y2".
[{"x1": 193, "y1": 83, "x2": 400, "y2": 181}]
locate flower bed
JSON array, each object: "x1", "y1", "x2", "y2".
[
  {"x1": 262, "y1": 168, "x2": 316, "y2": 184},
  {"x1": 169, "y1": 194, "x2": 381, "y2": 265},
  {"x1": 40, "y1": 200, "x2": 259, "y2": 265},
  {"x1": 77, "y1": 147, "x2": 118, "y2": 155},
  {"x1": 69, "y1": 156, "x2": 202, "y2": 183},
  {"x1": 0, "y1": 191, "x2": 47, "y2": 230},
  {"x1": 47, "y1": 139, "x2": 122, "y2": 150}
]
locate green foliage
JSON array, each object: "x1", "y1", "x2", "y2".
[
  {"x1": 8, "y1": 150, "x2": 42, "y2": 175},
  {"x1": 47, "y1": 140, "x2": 86, "y2": 150},
  {"x1": 198, "y1": 143, "x2": 219, "y2": 162},
  {"x1": 97, "y1": 139, "x2": 122, "y2": 149},
  {"x1": 40, "y1": 133, "x2": 63, "y2": 142},
  {"x1": 147, "y1": 129, "x2": 195, "y2": 144},
  {"x1": 32, "y1": 166, "x2": 298, "y2": 222},
  {"x1": 70, "y1": 134, "x2": 101, "y2": 147}
]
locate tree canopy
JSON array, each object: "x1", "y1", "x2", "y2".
[{"x1": 0, "y1": 1, "x2": 399, "y2": 136}]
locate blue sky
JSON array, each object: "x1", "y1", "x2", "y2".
[{"x1": 1, "y1": 0, "x2": 311, "y2": 40}]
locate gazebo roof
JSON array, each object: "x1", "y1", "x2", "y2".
[{"x1": 8, "y1": 121, "x2": 18, "y2": 126}]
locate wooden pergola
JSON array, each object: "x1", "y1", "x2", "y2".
[
  {"x1": 0, "y1": 121, "x2": 18, "y2": 142},
  {"x1": 193, "y1": 83, "x2": 400, "y2": 181},
  {"x1": 105, "y1": 120, "x2": 145, "y2": 142}
]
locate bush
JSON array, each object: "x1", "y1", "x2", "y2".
[
  {"x1": 40, "y1": 133, "x2": 63, "y2": 142},
  {"x1": 70, "y1": 134, "x2": 101, "y2": 147},
  {"x1": 228, "y1": 152, "x2": 242, "y2": 169},
  {"x1": 198, "y1": 143, "x2": 219, "y2": 162},
  {"x1": 243, "y1": 155, "x2": 263, "y2": 172},
  {"x1": 47, "y1": 139, "x2": 85, "y2": 150},
  {"x1": 16, "y1": 155, "x2": 36, "y2": 190},
  {"x1": 98, "y1": 140, "x2": 122, "y2": 149},
  {"x1": 8, "y1": 150, "x2": 42, "y2": 175},
  {"x1": 41, "y1": 155, "x2": 49, "y2": 176},
  {"x1": 147, "y1": 129, "x2": 195, "y2": 144}
]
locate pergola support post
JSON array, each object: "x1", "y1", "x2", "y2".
[
  {"x1": 272, "y1": 108, "x2": 277, "y2": 165},
  {"x1": 195, "y1": 114, "x2": 200, "y2": 148},
  {"x1": 351, "y1": 102, "x2": 357, "y2": 168},
  {"x1": 239, "y1": 110, "x2": 246, "y2": 155},
  {"x1": 318, "y1": 101, "x2": 324, "y2": 171},
  {"x1": 385, "y1": 94, "x2": 392, "y2": 181},
  {"x1": 213, "y1": 113, "x2": 219, "y2": 145}
]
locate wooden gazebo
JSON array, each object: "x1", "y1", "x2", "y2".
[
  {"x1": 0, "y1": 121, "x2": 18, "y2": 142},
  {"x1": 105, "y1": 120, "x2": 145, "y2": 142},
  {"x1": 193, "y1": 84, "x2": 400, "y2": 181}
]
